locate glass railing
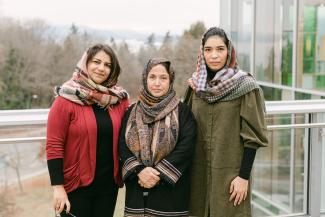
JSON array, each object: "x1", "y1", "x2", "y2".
[
  {"x1": 0, "y1": 100, "x2": 325, "y2": 217},
  {"x1": 0, "y1": 110, "x2": 50, "y2": 216},
  {"x1": 251, "y1": 100, "x2": 325, "y2": 217}
]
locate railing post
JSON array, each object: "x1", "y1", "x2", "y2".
[
  {"x1": 308, "y1": 114, "x2": 322, "y2": 217},
  {"x1": 289, "y1": 117, "x2": 296, "y2": 212}
]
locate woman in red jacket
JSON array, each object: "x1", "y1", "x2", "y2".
[{"x1": 46, "y1": 44, "x2": 129, "y2": 217}]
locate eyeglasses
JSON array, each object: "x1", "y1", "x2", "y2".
[{"x1": 55, "y1": 209, "x2": 76, "y2": 217}]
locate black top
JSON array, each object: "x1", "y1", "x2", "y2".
[
  {"x1": 119, "y1": 102, "x2": 197, "y2": 216},
  {"x1": 207, "y1": 68, "x2": 217, "y2": 81},
  {"x1": 47, "y1": 104, "x2": 116, "y2": 194},
  {"x1": 239, "y1": 147, "x2": 256, "y2": 180}
]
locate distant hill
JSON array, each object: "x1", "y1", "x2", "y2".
[
  {"x1": 49, "y1": 25, "x2": 167, "y2": 42},
  {"x1": 48, "y1": 24, "x2": 181, "y2": 52}
]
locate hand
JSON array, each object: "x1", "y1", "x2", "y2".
[
  {"x1": 137, "y1": 167, "x2": 160, "y2": 189},
  {"x1": 229, "y1": 176, "x2": 248, "y2": 206},
  {"x1": 187, "y1": 78, "x2": 196, "y2": 91},
  {"x1": 52, "y1": 185, "x2": 71, "y2": 214}
]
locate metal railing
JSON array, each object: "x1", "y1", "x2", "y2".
[{"x1": 0, "y1": 100, "x2": 325, "y2": 217}]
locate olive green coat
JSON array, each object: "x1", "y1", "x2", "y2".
[{"x1": 189, "y1": 89, "x2": 268, "y2": 217}]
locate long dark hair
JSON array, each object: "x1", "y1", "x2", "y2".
[{"x1": 86, "y1": 43, "x2": 121, "y2": 87}]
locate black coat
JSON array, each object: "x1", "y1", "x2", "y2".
[{"x1": 119, "y1": 102, "x2": 197, "y2": 217}]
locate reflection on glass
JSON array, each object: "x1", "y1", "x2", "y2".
[
  {"x1": 252, "y1": 115, "x2": 307, "y2": 216},
  {"x1": 255, "y1": 0, "x2": 294, "y2": 86},
  {"x1": 281, "y1": 0, "x2": 294, "y2": 86},
  {"x1": 300, "y1": 2, "x2": 325, "y2": 91},
  {"x1": 281, "y1": 32, "x2": 293, "y2": 86},
  {"x1": 261, "y1": 86, "x2": 284, "y2": 101},
  {"x1": 236, "y1": 0, "x2": 252, "y2": 72},
  {"x1": 220, "y1": 0, "x2": 253, "y2": 72}
]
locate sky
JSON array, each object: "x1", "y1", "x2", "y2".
[{"x1": 0, "y1": 0, "x2": 220, "y2": 34}]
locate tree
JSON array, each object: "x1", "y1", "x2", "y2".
[
  {"x1": 0, "y1": 18, "x2": 210, "y2": 108},
  {"x1": 70, "y1": 23, "x2": 78, "y2": 35},
  {"x1": 159, "y1": 31, "x2": 174, "y2": 58},
  {"x1": 184, "y1": 21, "x2": 206, "y2": 39},
  {"x1": 109, "y1": 37, "x2": 118, "y2": 51},
  {"x1": 146, "y1": 33, "x2": 155, "y2": 46},
  {"x1": 0, "y1": 48, "x2": 28, "y2": 109},
  {"x1": 117, "y1": 41, "x2": 141, "y2": 101},
  {"x1": 172, "y1": 30, "x2": 202, "y2": 96}
]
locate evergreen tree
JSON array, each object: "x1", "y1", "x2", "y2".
[
  {"x1": 146, "y1": 33, "x2": 155, "y2": 46},
  {"x1": 184, "y1": 21, "x2": 206, "y2": 39},
  {"x1": 110, "y1": 37, "x2": 118, "y2": 51},
  {"x1": 0, "y1": 49, "x2": 30, "y2": 109},
  {"x1": 159, "y1": 31, "x2": 174, "y2": 58}
]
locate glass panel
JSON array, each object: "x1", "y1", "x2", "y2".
[
  {"x1": 281, "y1": 0, "x2": 295, "y2": 86},
  {"x1": 220, "y1": 0, "x2": 253, "y2": 72},
  {"x1": 255, "y1": 0, "x2": 294, "y2": 86},
  {"x1": 262, "y1": 86, "x2": 284, "y2": 101},
  {"x1": 299, "y1": 1, "x2": 325, "y2": 91},
  {"x1": 0, "y1": 141, "x2": 51, "y2": 216},
  {"x1": 231, "y1": 0, "x2": 252, "y2": 72},
  {"x1": 316, "y1": 6, "x2": 325, "y2": 91},
  {"x1": 252, "y1": 114, "x2": 307, "y2": 216},
  {"x1": 0, "y1": 125, "x2": 129, "y2": 216},
  {"x1": 0, "y1": 125, "x2": 46, "y2": 140},
  {"x1": 255, "y1": 1, "x2": 274, "y2": 83}
]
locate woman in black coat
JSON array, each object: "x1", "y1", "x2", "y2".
[{"x1": 119, "y1": 58, "x2": 197, "y2": 217}]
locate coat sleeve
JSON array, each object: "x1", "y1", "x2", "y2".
[
  {"x1": 46, "y1": 97, "x2": 72, "y2": 160},
  {"x1": 240, "y1": 89, "x2": 268, "y2": 149},
  {"x1": 118, "y1": 104, "x2": 145, "y2": 181},
  {"x1": 154, "y1": 103, "x2": 197, "y2": 186}
]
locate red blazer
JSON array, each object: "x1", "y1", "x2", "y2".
[{"x1": 46, "y1": 96, "x2": 129, "y2": 193}]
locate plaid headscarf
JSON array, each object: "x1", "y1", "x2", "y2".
[
  {"x1": 190, "y1": 27, "x2": 261, "y2": 103},
  {"x1": 55, "y1": 50, "x2": 128, "y2": 109},
  {"x1": 125, "y1": 58, "x2": 180, "y2": 166}
]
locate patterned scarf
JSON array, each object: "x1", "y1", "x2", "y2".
[
  {"x1": 190, "y1": 27, "x2": 261, "y2": 103},
  {"x1": 55, "y1": 52, "x2": 128, "y2": 108},
  {"x1": 125, "y1": 58, "x2": 180, "y2": 166}
]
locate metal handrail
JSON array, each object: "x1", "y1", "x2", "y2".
[
  {"x1": 0, "y1": 123, "x2": 324, "y2": 144},
  {"x1": 1, "y1": 100, "x2": 325, "y2": 126},
  {"x1": 0, "y1": 136, "x2": 45, "y2": 144},
  {"x1": 0, "y1": 109, "x2": 49, "y2": 126},
  {"x1": 267, "y1": 123, "x2": 325, "y2": 130},
  {"x1": 265, "y1": 100, "x2": 325, "y2": 115},
  {"x1": 258, "y1": 81, "x2": 325, "y2": 97}
]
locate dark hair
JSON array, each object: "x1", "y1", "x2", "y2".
[
  {"x1": 202, "y1": 27, "x2": 230, "y2": 48},
  {"x1": 86, "y1": 43, "x2": 121, "y2": 87}
]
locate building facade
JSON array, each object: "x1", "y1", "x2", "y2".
[{"x1": 219, "y1": 0, "x2": 325, "y2": 216}]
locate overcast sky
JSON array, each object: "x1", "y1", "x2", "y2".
[{"x1": 0, "y1": 0, "x2": 220, "y2": 34}]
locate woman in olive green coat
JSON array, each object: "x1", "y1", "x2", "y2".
[{"x1": 187, "y1": 27, "x2": 268, "y2": 217}]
